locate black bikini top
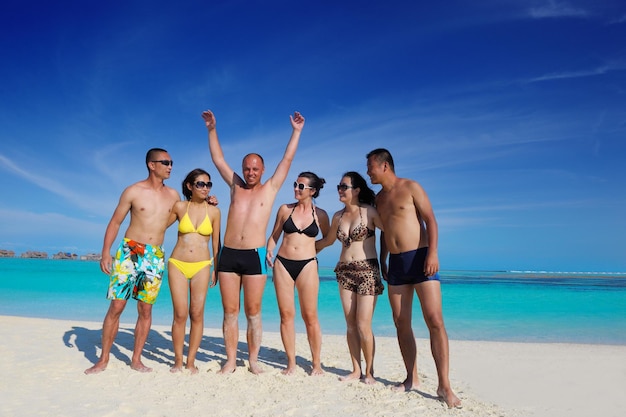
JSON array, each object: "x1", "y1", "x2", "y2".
[
  {"x1": 336, "y1": 207, "x2": 375, "y2": 248},
  {"x1": 282, "y1": 204, "x2": 319, "y2": 238}
]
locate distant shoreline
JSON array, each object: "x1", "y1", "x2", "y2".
[{"x1": 0, "y1": 249, "x2": 101, "y2": 261}]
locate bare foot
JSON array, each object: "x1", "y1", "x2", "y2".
[
  {"x1": 437, "y1": 387, "x2": 462, "y2": 408},
  {"x1": 281, "y1": 366, "x2": 296, "y2": 375},
  {"x1": 130, "y1": 362, "x2": 153, "y2": 373},
  {"x1": 391, "y1": 378, "x2": 418, "y2": 392},
  {"x1": 170, "y1": 365, "x2": 183, "y2": 373},
  {"x1": 249, "y1": 361, "x2": 264, "y2": 375},
  {"x1": 309, "y1": 366, "x2": 324, "y2": 376},
  {"x1": 339, "y1": 371, "x2": 361, "y2": 382},
  {"x1": 362, "y1": 374, "x2": 377, "y2": 385},
  {"x1": 84, "y1": 361, "x2": 108, "y2": 375},
  {"x1": 218, "y1": 360, "x2": 237, "y2": 374},
  {"x1": 187, "y1": 366, "x2": 199, "y2": 375}
]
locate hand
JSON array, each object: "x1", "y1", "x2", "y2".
[
  {"x1": 206, "y1": 195, "x2": 218, "y2": 206},
  {"x1": 209, "y1": 270, "x2": 218, "y2": 288},
  {"x1": 289, "y1": 111, "x2": 305, "y2": 131},
  {"x1": 380, "y1": 261, "x2": 388, "y2": 282},
  {"x1": 265, "y1": 249, "x2": 274, "y2": 268},
  {"x1": 202, "y1": 110, "x2": 216, "y2": 130},
  {"x1": 100, "y1": 253, "x2": 113, "y2": 275},
  {"x1": 424, "y1": 251, "x2": 439, "y2": 277}
]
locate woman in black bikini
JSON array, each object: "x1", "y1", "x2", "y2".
[
  {"x1": 266, "y1": 171, "x2": 330, "y2": 375},
  {"x1": 315, "y1": 171, "x2": 384, "y2": 384}
]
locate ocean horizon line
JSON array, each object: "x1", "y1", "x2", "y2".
[{"x1": 1, "y1": 257, "x2": 625, "y2": 277}]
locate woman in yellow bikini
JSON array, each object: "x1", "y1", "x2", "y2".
[{"x1": 168, "y1": 168, "x2": 221, "y2": 373}]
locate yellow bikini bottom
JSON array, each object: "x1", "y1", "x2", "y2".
[{"x1": 168, "y1": 258, "x2": 213, "y2": 279}]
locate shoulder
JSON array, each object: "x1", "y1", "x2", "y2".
[
  {"x1": 120, "y1": 180, "x2": 147, "y2": 202},
  {"x1": 400, "y1": 177, "x2": 423, "y2": 191},
  {"x1": 207, "y1": 204, "x2": 220, "y2": 216},
  {"x1": 172, "y1": 200, "x2": 186, "y2": 213},
  {"x1": 124, "y1": 180, "x2": 148, "y2": 194},
  {"x1": 363, "y1": 204, "x2": 379, "y2": 215},
  {"x1": 278, "y1": 203, "x2": 294, "y2": 214},
  {"x1": 314, "y1": 206, "x2": 329, "y2": 218},
  {"x1": 165, "y1": 185, "x2": 181, "y2": 198}
]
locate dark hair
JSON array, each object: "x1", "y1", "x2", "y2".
[
  {"x1": 366, "y1": 148, "x2": 395, "y2": 173},
  {"x1": 298, "y1": 171, "x2": 325, "y2": 199},
  {"x1": 146, "y1": 148, "x2": 168, "y2": 169},
  {"x1": 182, "y1": 168, "x2": 211, "y2": 200},
  {"x1": 342, "y1": 171, "x2": 376, "y2": 206}
]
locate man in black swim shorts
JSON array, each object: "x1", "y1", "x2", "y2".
[{"x1": 203, "y1": 109, "x2": 305, "y2": 374}]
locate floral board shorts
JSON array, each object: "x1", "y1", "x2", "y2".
[{"x1": 106, "y1": 238, "x2": 165, "y2": 305}]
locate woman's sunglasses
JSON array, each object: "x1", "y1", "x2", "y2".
[
  {"x1": 336, "y1": 184, "x2": 354, "y2": 191},
  {"x1": 294, "y1": 182, "x2": 314, "y2": 191},
  {"x1": 194, "y1": 181, "x2": 213, "y2": 189}
]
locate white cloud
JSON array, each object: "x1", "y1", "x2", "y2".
[
  {"x1": 528, "y1": 1, "x2": 589, "y2": 18},
  {"x1": 527, "y1": 62, "x2": 626, "y2": 82}
]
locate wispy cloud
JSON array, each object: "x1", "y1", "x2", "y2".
[
  {"x1": 609, "y1": 14, "x2": 626, "y2": 24},
  {"x1": 526, "y1": 62, "x2": 626, "y2": 82},
  {"x1": 528, "y1": 1, "x2": 589, "y2": 19},
  {"x1": 0, "y1": 153, "x2": 114, "y2": 217}
]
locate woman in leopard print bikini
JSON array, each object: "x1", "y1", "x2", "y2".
[{"x1": 315, "y1": 171, "x2": 384, "y2": 384}]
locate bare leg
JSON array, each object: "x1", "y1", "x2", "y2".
[
  {"x1": 242, "y1": 274, "x2": 267, "y2": 374},
  {"x1": 168, "y1": 266, "x2": 188, "y2": 373},
  {"x1": 187, "y1": 268, "x2": 210, "y2": 374},
  {"x1": 273, "y1": 261, "x2": 297, "y2": 375},
  {"x1": 356, "y1": 293, "x2": 377, "y2": 384},
  {"x1": 338, "y1": 287, "x2": 361, "y2": 381},
  {"x1": 388, "y1": 284, "x2": 418, "y2": 391},
  {"x1": 84, "y1": 299, "x2": 127, "y2": 374},
  {"x1": 416, "y1": 281, "x2": 461, "y2": 408},
  {"x1": 296, "y1": 262, "x2": 323, "y2": 376},
  {"x1": 130, "y1": 300, "x2": 153, "y2": 372},
  {"x1": 218, "y1": 272, "x2": 241, "y2": 374}
]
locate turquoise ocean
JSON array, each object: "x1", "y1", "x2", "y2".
[{"x1": 1, "y1": 258, "x2": 625, "y2": 345}]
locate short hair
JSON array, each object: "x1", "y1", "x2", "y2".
[
  {"x1": 182, "y1": 168, "x2": 211, "y2": 200},
  {"x1": 146, "y1": 148, "x2": 168, "y2": 169},
  {"x1": 342, "y1": 171, "x2": 376, "y2": 206},
  {"x1": 243, "y1": 153, "x2": 265, "y2": 166},
  {"x1": 298, "y1": 171, "x2": 325, "y2": 199},
  {"x1": 366, "y1": 148, "x2": 395, "y2": 172}
]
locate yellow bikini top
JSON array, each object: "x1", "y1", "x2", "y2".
[{"x1": 178, "y1": 202, "x2": 213, "y2": 236}]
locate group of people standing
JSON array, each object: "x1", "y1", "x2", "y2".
[{"x1": 83, "y1": 110, "x2": 461, "y2": 408}]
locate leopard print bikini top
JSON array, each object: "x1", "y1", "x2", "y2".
[{"x1": 336, "y1": 207, "x2": 375, "y2": 248}]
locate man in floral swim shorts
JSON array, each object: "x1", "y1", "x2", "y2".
[
  {"x1": 85, "y1": 148, "x2": 180, "y2": 375},
  {"x1": 107, "y1": 238, "x2": 165, "y2": 305}
]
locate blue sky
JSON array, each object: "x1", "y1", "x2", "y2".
[{"x1": 1, "y1": 0, "x2": 625, "y2": 272}]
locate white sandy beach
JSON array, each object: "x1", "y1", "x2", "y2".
[{"x1": 1, "y1": 315, "x2": 624, "y2": 417}]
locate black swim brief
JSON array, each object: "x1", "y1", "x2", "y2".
[{"x1": 217, "y1": 246, "x2": 268, "y2": 275}]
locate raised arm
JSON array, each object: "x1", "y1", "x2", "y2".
[
  {"x1": 202, "y1": 110, "x2": 238, "y2": 187},
  {"x1": 267, "y1": 112, "x2": 305, "y2": 191}
]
